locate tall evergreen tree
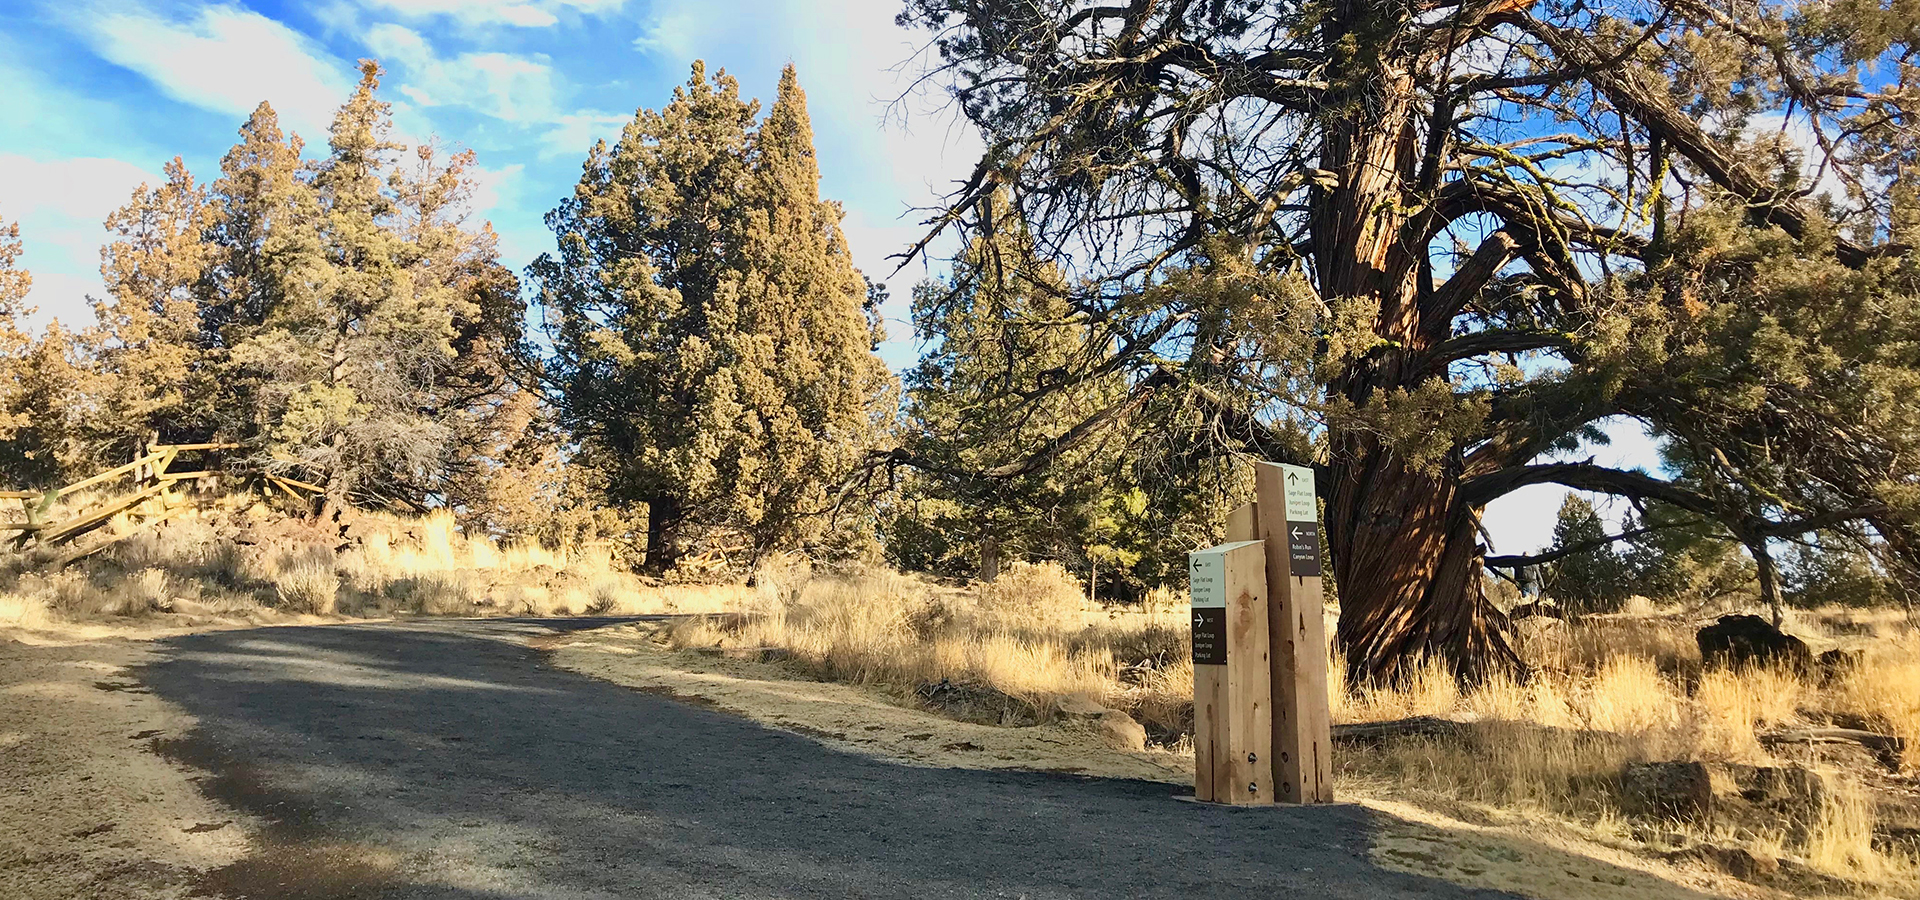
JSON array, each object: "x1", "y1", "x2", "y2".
[
  {"x1": 1541, "y1": 495, "x2": 1634, "y2": 614},
  {"x1": 0, "y1": 213, "x2": 31, "y2": 434},
  {"x1": 0, "y1": 216, "x2": 86, "y2": 488},
  {"x1": 88, "y1": 158, "x2": 219, "y2": 456},
  {"x1": 894, "y1": 194, "x2": 1133, "y2": 580},
  {"x1": 215, "y1": 63, "x2": 463, "y2": 511},
  {"x1": 202, "y1": 101, "x2": 313, "y2": 348},
  {"x1": 534, "y1": 62, "x2": 893, "y2": 570}
]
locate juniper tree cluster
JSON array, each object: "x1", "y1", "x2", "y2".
[
  {"x1": 533, "y1": 64, "x2": 894, "y2": 571},
  {"x1": 0, "y1": 63, "x2": 547, "y2": 529}
]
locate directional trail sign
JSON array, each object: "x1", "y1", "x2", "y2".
[{"x1": 1279, "y1": 463, "x2": 1321, "y2": 577}]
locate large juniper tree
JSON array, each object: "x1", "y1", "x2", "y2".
[
  {"x1": 534, "y1": 63, "x2": 893, "y2": 571},
  {"x1": 75, "y1": 66, "x2": 528, "y2": 515},
  {"x1": 898, "y1": 0, "x2": 1920, "y2": 681}
]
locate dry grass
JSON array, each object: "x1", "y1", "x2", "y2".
[
  {"x1": 1830, "y1": 631, "x2": 1920, "y2": 768},
  {"x1": 658, "y1": 561, "x2": 1202, "y2": 730},
  {"x1": 0, "y1": 505, "x2": 742, "y2": 631},
  {"x1": 1336, "y1": 610, "x2": 1920, "y2": 891}
]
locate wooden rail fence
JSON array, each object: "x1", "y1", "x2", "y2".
[{"x1": 0, "y1": 443, "x2": 310, "y2": 564}]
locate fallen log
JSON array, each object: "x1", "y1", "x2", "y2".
[
  {"x1": 1331, "y1": 716, "x2": 1471, "y2": 745},
  {"x1": 1761, "y1": 727, "x2": 1904, "y2": 768}
]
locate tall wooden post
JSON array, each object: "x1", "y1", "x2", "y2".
[
  {"x1": 1188, "y1": 539, "x2": 1273, "y2": 805},
  {"x1": 1252, "y1": 462, "x2": 1335, "y2": 803}
]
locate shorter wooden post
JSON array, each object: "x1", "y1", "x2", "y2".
[{"x1": 1189, "y1": 539, "x2": 1274, "y2": 805}]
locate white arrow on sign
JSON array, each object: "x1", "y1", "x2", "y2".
[{"x1": 1291, "y1": 526, "x2": 1303, "y2": 539}]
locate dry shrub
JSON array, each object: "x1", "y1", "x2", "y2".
[
  {"x1": 272, "y1": 552, "x2": 338, "y2": 615},
  {"x1": 1582, "y1": 655, "x2": 1684, "y2": 740},
  {"x1": 117, "y1": 568, "x2": 173, "y2": 616},
  {"x1": 0, "y1": 585, "x2": 50, "y2": 628},
  {"x1": 386, "y1": 573, "x2": 482, "y2": 615},
  {"x1": 1694, "y1": 665, "x2": 1805, "y2": 761},
  {"x1": 1829, "y1": 632, "x2": 1920, "y2": 768},
  {"x1": 46, "y1": 570, "x2": 105, "y2": 616},
  {"x1": 975, "y1": 561, "x2": 1085, "y2": 630},
  {"x1": 197, "y1": 540, "x2": 252, "y2": 589}
]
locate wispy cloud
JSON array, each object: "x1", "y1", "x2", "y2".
[
  {"x1": 366, "y1": 24, "x2": 560, "y2": 123},
  {"x1": 357, "y1": 0, "x2": 627, "y2": 29},
  {"x1": 538, "y1": 111, "x2": 631, "y2": 158},
  {"x1": 67, "y1": 2, "x2": 355, "y2": 141}
]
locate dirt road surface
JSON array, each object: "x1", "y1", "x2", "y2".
[{"x1": 137, "y1": 618, "x2": 1521, "y2": 899}]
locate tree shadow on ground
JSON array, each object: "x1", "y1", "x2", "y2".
[{"x1": 140, "y1": 621, "x2": 1724, "y2": 900}]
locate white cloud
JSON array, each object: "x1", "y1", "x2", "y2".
[
  {"x1": 358, "y1": 0, "x2": 626, "y2": 29},
  {"x1": 366, "y1": 24, "x2": 560, "y2": 123},
  {"x1": 630, "y1": 8, "x2": 698, "y2": 57},
  {"x1": 69, "y1": 2, "x2": 355, "y2": 142},
  {"x1": 538, "y1": 111, "x2": 631, "y2": 158},
  {"x1": 0, "y1": 154, "x2": 158, "y2": 329}
]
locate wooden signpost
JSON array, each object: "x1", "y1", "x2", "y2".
[
  {"x1": 1190, "y1": 461, "x2": 1334, "y2": 805},
  {"x1": 1188, "y1": 539, "x2": 1272, "y2": 805}
]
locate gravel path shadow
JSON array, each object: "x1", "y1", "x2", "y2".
[{"x1": 142, "y1": 619, "x2": 1525, "y2": 899}]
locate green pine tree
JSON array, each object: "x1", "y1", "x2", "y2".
[
  {"x1": 88, "y1": 157, "x2": 219, "y2": 457},
  {"x1": 1543, "y1": 495, "x2": 1635, "y2": 614},
  {"x1": 894, "y1": 194, "x2": 1131, "y2": 581}
]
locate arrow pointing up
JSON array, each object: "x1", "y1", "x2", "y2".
[{"x1": 1287, "y1": 471, "x2": 1300, "y2": 484}]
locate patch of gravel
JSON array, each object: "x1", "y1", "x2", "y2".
[{"x1": 0, "y1": 632, "x2": 256, "y2": 899}]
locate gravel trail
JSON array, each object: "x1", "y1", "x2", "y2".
[{"x1": 141, "y1": 619, "x2": 1518, "y2": 899}]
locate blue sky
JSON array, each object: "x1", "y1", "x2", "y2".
[
  {"x1": 0, "y1": 0, "x2": 1652, "y2": 554},
  {"x1": 0, "y1": 0, "x2": 973, "y2": 356}
]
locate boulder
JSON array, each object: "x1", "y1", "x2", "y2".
[
  {"x1": 1619, "y1": 761, "x2": 1713, "y2": 822},
  {"x1": 1095, "y1": 711, "x2": 1149, "y2": 752},
  {"x1": 1697, "y1": 846, "x2": 1778, "y2": 881},
  {"x1": 1050, "y1": 696, "x2": 1148, "y2": 752},
  {"x1": 1696, "y1": 615, "x2": 1811, "y2": 671},
  {"x1": 1817, "y1": 648, "x2": 1863, "y2": 684}
]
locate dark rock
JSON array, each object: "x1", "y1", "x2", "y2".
[
  {"x1": 1696, "y1": 615, "x2": 1811, "y2": 671},
  {"x1": 1817, "y1": 648, "x2": 1863, "y2": 684},
  {"x1": 1619, "y1": 761, "x2": 1713, "y2": 822},
  {"x1": 1697, "y1": 846, "x2": 1778, "y2": 881}
]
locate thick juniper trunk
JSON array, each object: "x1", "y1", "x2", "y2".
[
  {"x1": 644, "y1": 496, "x2": 684, "y2": 575},
  {"x1": 1325, "y1": 449, "x2": 1517, "y2": 685},
  {"x1": 1312, "y1": 4, "x2": 1515, "y2": 685}
]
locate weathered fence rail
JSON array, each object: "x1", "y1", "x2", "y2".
[{"x1": 1, "y1": 443, "x2": 246, "y2": 560}]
